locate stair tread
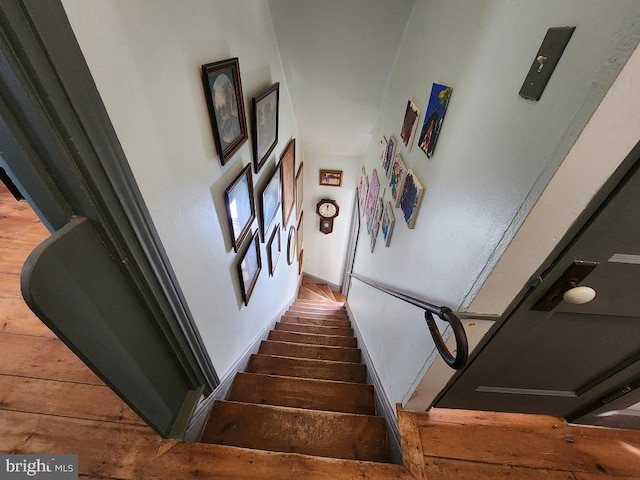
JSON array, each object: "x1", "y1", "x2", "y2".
[
  {"x1": 227, "y1": 372, "x2": 375, "y2": 415},
  {"x1": 275, "y1": 321, "x2": 353, "y2": 337},
  {"x1": 268, "y1": 330, "x2": 357, "y2": 348},
  {"x1": 282, "y1": 315, "x2": 351, "y2": 327},
  {"x1": 317, "y1": 284, "x2": 337, "y2": 301},
  {"x1": 259, "y1": 340, "x2": 361, "y2": 363},
  {"x1": 202, "y1": 400, "x2": 388, "y2": 462},
  {"x1": 298, "y1": 285, "x2": 336, "y2": 303},
  {"x1": 247, "y1": 354, "x2": 367, "y2": 383}
]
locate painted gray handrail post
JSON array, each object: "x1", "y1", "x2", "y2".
[{"x1": 350, "y1": 273, "x2": 469, "y2": 370}]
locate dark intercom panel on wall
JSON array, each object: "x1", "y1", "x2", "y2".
[{"x1": 519, "y1": 26, "x2": 576, "y2": 101}]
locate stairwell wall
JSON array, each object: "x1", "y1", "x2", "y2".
[
  {"x1": 61, "y1": 0, "x2": 301, "y2": 380},
  {"x1": 348, "y1": 0, "x2": 640, "y2": 410}
]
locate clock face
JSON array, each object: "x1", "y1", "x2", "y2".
[{"x1": 318, "y1": 202, "x2": 337, "y2": 218}]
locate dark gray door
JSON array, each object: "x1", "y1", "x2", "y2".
[{"x1": 437, "y1": 158, "x2": 640, "y2": 419}]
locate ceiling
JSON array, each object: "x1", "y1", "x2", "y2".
[{"x1": 268, "y1": 0, "x2": 415, "y2": 157}]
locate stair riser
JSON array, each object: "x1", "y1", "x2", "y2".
[
  {"x1": 282, "y1": 315, "x2": 351, "y2": 328},
  {"x1": 275, "y1": 322, "x2": 353, "y2": 337},
  {"x1": 286, "y1": 311, "x2": 348, "y2": 321},
  {"x1": 259, "y1": 340, "x2": 361, "y2": 363},
  {"x1": 247, "y1": 354, "x2": 367, "y2": 383},
  {"x1": 289, "y1": 305, "x2": 346, "y2": 314},
  {"x1": 297, "y1": 288, "x2": 335, "y2": 303},
  {"x1": 228, "y1": 373, "x2": 375, "y2": 415},
  {"x1": 201, "y1": 401, "x2": 389, "y2": 462},
  {"x1": 268, "y1": 330, "x2": 357, "y2": 348}
]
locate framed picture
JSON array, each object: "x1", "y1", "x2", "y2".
[
  {"x1": 364, "y1": 168, "x2": 380, "y2": 234},
  {"x1": 201, "y1": 57, "x2": 248, "y2": 165},
  {"x1": 251, "y1": 83, "x2": 280, "y2": 173},
  {"x1": 319, "y1": 169, "x2": 343, "y2": 187},
  {"x1": 260, "y1": 163, "x2": 281, "y2": 241},
  {"x1": 281, "y1": 139, "x2": 296, "y2": 227},
  {"x1": 224, "y1": 164, "x2": 255, "y2": 252},
  {"x1": 286, "y1": 225, "x2": 296, "y2": 265},
  {"x1": 399, "y1": 169, "x2": 425, "y2": 229},
  {"x1": 237, "y1": 230, "x2": 261, "y2": 306},
  {"x1": 296, "y1": 212, "x2": 304, "y2": 260},
  {"x1": 379, "y1": 137, "x2": 388, "y2": 169},
  {"x1": 298, "y1": 249, "x2": 304, "y2": 275},
  {"x1": 400, "y1": 100, "x2": 421, "y2": 150},
  {"x1": 267, "y1": 224, "x2": 281, "y2": 276},
  {"x1": 418, "y1": 83, "x2": 453, "y2": 158},
  {"x1": 383, "y1": 136, "x2": 396, "y2": 178},
  {"x1": 381, "y1": 201, "x2": 395, "y2": 247},
  {"x1": 358, "y1": 166, "x2": 369, "y2": 215},
  {"x1": 389, "y1": 153, "x2": 408, "y2": 207},
  {"x1": 295, "y1": 162, "x2": 304, "y2": 221},
  {"x1": 370, "y1": 198, "x2": 384, "y2": 253}
]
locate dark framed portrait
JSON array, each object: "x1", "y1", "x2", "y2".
[
  {"x1": 260, "y1": 163, "x2": 281, "y2": 241},
  {"x1": 251, "y1": 83, "x2": 280, "y2": 173},
  {"x1": 267, "y1": 224, "x2": 281, "y2": 276},
  {"x1": 224, "y1": 164, "x2": 255, "y2": 252},
  {"x1": 201, "y1": 57, "x2": 248, "y2": 165}
]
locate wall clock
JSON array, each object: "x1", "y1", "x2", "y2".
[{"x1": 316, "y1": 198, "x2": 339, "y2": 234}]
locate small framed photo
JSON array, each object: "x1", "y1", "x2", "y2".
[
  {"x1": 224, "y1": 164, "x2": 256, "y2": 252},
  {"x1": 260, "y1": 163, "x2": 281, "y2": 241},
  {"x1": 251, "y1": 83, "x2": 280, "y2": 173},
  {"x1": 358, "y1": 166, "x2": 368, "y2": 215},
  {"x1": 399, "y1": 169, "x2": 425, "y2": 229},
  {"x1": 295, "y1": 162, "x2": 304, "y2": 221},
  {"x1": 418, "y1": 83, "x2": 453, "y2": 158},
  {"x1": 296, "y1": 212, "x2": 304, "y2": 260},
  {"x1": 286, "y1": 225, "x2": 296, "y2": 265},
  {"x1": 298, "y1": 249, "x2": 304, "y2": 275},
  {"x1": 281, "y1": 139, "x2": 296, "y2": 227},
  {"x1": 237, "y1": 230, "x2": 261, "y2": 305},
  {"x1": 383, "y1": 136, "x2": 396, "y2": 178},
  {"x1": 201, "y1": 58, "x2": 248, "y2": 165},
  {"x1": 319, "y1": 169, "x2": 343, "y2": 187},
  {"x1": 400, "y1": 100, "x2": 421, "y2": 151},
  {"x1": 267, "y1": 224, "x2": 281, "y2": 276}
]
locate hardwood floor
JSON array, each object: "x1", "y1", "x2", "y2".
[{"x1": 2, "y1": 182, "x2": 639, "y2": 479}]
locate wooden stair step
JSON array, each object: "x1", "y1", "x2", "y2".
[
  {"x1": 274, "y1": 321, "x2": 353, "y2": 337},
  {"x1": 286, "y1": 309, "x2": 347, "y2": 320},
  {"x1": 268, "y1": 330, "x2": 357, "y2": 348},
  {"x1": 227, "y1": 372, "x2": 375, "y2": 415},
  {"x1": 258, "y1": 340, "x2": 361, "y2": 363},
  {"x1": 297, "y1": 285, "x2": 335, "y2": 303},
  {"x1": 332, "y1": 291, "x2": 347, "y2": 303},
  {"x1": 282, "y1": 315, "x2": 351, "y2": 328},
  {"x1": 288, "y1": 304, "x2": 347, "y2": 313},
  {"x1": 246, "y1": 354, "x2": 367, "y2": 383},
  {"x1": 201, "y1": 400, "x2": 389, "y2": 462},
  {"x1": 317, "y1": 284, "x2": 337, "y2": 301}
]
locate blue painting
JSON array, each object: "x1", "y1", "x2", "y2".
[
  {"x1": 418, "y1": 83, "x2": 452, "y2": 158},
  {"x1": 399, "y1": 170, "x2": 424, "y2": 229}
]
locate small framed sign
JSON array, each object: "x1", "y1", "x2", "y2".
[{"x1": 319, "y1": 169, "x2": 342, "y2": 187}]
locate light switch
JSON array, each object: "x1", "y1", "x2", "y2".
[{"x1": 519, "y1": 26, "x2": 575, "y2": 101}]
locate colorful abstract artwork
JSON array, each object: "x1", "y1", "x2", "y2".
[
  {"x1": 369, "y1": 198, "x2": 384, "y2": 252},
  {"x1": 364, "y1": 169, "x2": 380, "y2": 233},
  {"x1": 358, "y1": 166, "x2": 369, "y2": 215},
  {"x1": 389, "y1": 153, "x2": 408, "y2": 207},
  {"x1": 418, "y1": 83, "x2": 452, "y2": 158},
  {"x1": 399, "y1": 169, "x2": 425, "y2": 229},
  {"x1": 400, "y1": 100, "x2": 420, "y2": 151},
  {"x1": 381, "y1": 202, "x2": 395, "y2": 247},
  {"x1": 383, "y1": 136, "x2": 396, "y2": 178}
]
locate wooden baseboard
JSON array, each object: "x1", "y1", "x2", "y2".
[
  {"x1": 345, "y1": 303, "x2": 402, "y2": 464},
  {"x1": 184, "y1": 297, "x2": 294, "y2": 442}
]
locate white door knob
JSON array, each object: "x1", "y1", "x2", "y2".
[{"x1": 562, "y1": 286, "x2": 596, "y2": 305}]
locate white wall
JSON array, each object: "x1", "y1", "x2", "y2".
[
  {"x1": 301, "y1": 152, "x2": 361, "y2": 286},
  {"x1": 349, "y1": 0, "x2": 640, "y2": 409},
  {"x1": 61, "y1": 0, "x2": 301, "y2": 379}
]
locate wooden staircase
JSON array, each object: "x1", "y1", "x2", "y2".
[{"x1": 200, "y1": 277, "x2": 390, "y2": 463}]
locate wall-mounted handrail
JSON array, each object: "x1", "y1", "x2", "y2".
[{"x1": 350, "y1": 273, "x2": 468, "y2": 370}]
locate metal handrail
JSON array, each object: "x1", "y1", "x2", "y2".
[{"x1": 350, "y1": 273, "x2": 469, "y2": 370}]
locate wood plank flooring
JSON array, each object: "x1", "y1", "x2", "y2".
[{"x1": 2, "y1": 181, "x2": 639, "y2": 479}]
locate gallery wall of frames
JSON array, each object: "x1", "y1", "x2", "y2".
[
  {"x1": 358, "y1": 83, "x2": 452, "y2": 252},
  {"x1": 203, "y1": 57, "x2": 304, "y2": 306}
]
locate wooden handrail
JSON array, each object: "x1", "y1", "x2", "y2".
[{"x1": 350, "y1": 273, "x2": 469, "y2": 369}]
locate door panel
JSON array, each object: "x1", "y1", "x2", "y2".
[{"x1": 437, "y1": 158, "x2": 640, "y2": 418}]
